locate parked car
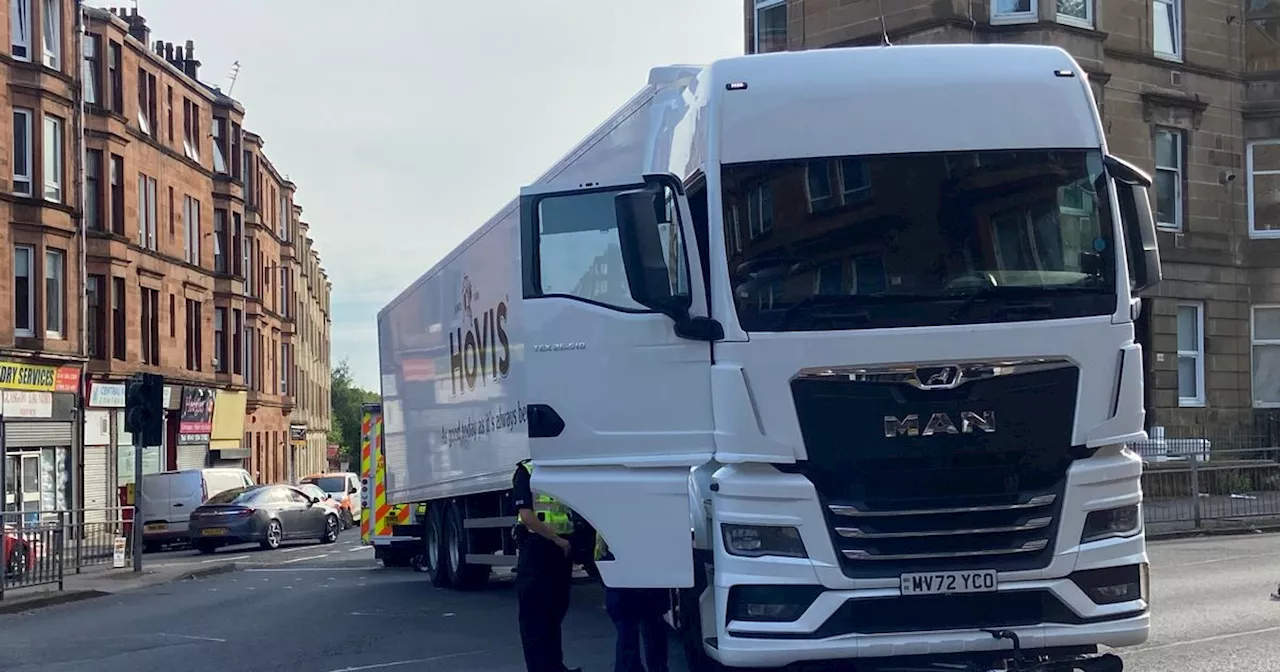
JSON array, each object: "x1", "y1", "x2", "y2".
[
  {"x1": 138, "y1": 468, "x2": 255, "y2": 551},
  {"x1": 187, "y1": 484, "x2": 341, "y2": 554},
  {"x1": 296, "y1": 483, "x2": 351, "y2": 530},
  {"x1": 299, "y1": 472, "x2": 362, "y2": 523}
]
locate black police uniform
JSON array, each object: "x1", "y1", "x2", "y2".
[{"x1": 512, "y1": 460, "x2": 581, "y2": 672}]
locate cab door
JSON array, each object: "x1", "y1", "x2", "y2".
[{"x1": 519, "y1": 174, "x2": 714, "y2": 589}]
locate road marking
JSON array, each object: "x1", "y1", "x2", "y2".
[
  {"x1": 159, "y1": 633, "x2": 227, "y2": 643},
  {"x1": 281, "y1": 553, "x2": 329, "y2": 564},
  {"x1": 1164, "y1": 551, "x2": 1280, "y2": 568},
  {"x1": 349, "y1": 546, "x2": 372, "y2": 552},
  {"x1": 245, "y1": 567, "x2": 371, "y2": 572},
  {"x1": 280, "y1": 545, "x2": 325, "y2": 554},
  {"x1": 1128, "y1": 624, "x2": 1280, "y2": 654},
  {"x1": 323, "y1": 649, "x2": 496, "y2": 672},
  {"x1": 202, "y1": 555, "x2": 249, "y2": 564}
]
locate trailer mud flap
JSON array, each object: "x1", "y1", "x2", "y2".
[{"x1": 532, "y1": 463, "x2": 698, "y2": 588}]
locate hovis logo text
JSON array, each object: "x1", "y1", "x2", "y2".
[{"x1": 449, "y1": 274, "x2": 510, "y2": 396}]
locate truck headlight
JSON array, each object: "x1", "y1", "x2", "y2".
[
  {"x1": 721, "y1": 524, "x2": 808, "y2": 559},
  {"x1": 1080, "y1": 504, "x2": 1141, "y2": 544}
]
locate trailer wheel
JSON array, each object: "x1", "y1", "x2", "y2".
[
  {"x1": 446, "y1": 503, "x2": 491, "y2": 591},
  {"x1": 425, "y1": 505, "x2": 451, "y2": 588}
]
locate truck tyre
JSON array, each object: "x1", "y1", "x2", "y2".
[
  {"x1": 425, "y1": 505, "x2": 451, "y2": 588},
  {"x1": 446, "y1": 503, "x2": 491, "y2": 591}
]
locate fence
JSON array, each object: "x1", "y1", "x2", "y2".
[
  {"x1": 1136, "y1": 426, "x2": 1280, "y2": 536},
  {"x1": 0, "y1": 507, "x2": 135, "y2": 600}
]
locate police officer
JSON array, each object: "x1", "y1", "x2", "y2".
[
  {"x1": 512, "y1": 458, "x2": 583, "y2": 672},
  {"x1": 596, "y1": 534, "x2": 669, "y2": 672}
]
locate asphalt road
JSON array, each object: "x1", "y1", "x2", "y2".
[{"x1": 3, "y1": 532, "x2": 1280, "y2": 671}]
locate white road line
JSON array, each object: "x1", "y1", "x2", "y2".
[
  {"x1": 1127, "y1": 624, "x2": 1280, "y2": 655},
  {"x1": 323, "y1": 649, "x2": 496, "y2": 672},
  {"x1": 281, "y1": 553, "x2": 329, "y2": 564},
  {"x1": 244, "y1": 566, "x2": 372, "y2": 572},
  {"x1": 202, "y1": 555, "x2": 249, "y2": 564},
  {"x1": 280, "y1": 545, "x2": 321, "y2": 554},
  {"x1": 348, "y1": 546, "x2": 372, "y2": 552},
  {"x1": 159, "y1": 633, "x2": 227, "y2": 643},
  {"x1": 1164, "y1": 551, "x2": 1280, "y2": 568}
]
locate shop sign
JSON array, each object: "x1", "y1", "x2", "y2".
[
  {"x1": 88, "y1": 382, "x2": 126, "y2": 408},
  {"x1": 290, "y1": 424, "x2": 307, "y2": 444},
  {"x1": 0, "y1": 361, "x2": 79, "y2": 393},
  {"x1": 0, "y1": 390, "x2": 53, "y2": 418},
  {"x1": 178, "y1": 387, "x2": 215, "y2": 445}
]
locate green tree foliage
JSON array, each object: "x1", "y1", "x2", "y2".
[{"x1": 330, "y1": 359, "x2": 379, "y2": 458}]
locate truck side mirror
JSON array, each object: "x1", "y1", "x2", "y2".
[
  {"x1": 1105, "y1": 154, "x2": 1163, "y2": 294},
  {"x1": 615, "y1": 183, "x2": 691, "y2": 322}
]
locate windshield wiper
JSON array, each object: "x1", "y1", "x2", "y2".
[{"x1": 947, "y1": 284, "x2": 1112, "y2": 322}]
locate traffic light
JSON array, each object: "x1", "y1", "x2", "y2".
[{"x1": 124, "y1": 372, "x2": 165, "y2": 447}]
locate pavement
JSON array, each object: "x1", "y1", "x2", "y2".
[{"x1": 2, "y1": 531, "x2": 1280, "y2": 670}]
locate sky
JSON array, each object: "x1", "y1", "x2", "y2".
[{"x1": 89, "y1": 0, "x2": 745, "y2": 390}]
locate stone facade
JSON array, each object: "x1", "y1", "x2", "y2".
[
  {"x1": 288, "y1": 215, "x2": 332, "y2": 477},
  {"x1": 744, "y1": 0, "x2": 1280, "y2": 442}
]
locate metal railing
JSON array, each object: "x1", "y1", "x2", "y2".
[
  {"x1": 0, "y1": 510, "x2": 65, "y2": 600},
  {"x1": 0, "y1": 507, "x2": 138, "y2": 600},
  {"x1": 1136, "y1": 427, "x2": 1280, "y2": 536}
]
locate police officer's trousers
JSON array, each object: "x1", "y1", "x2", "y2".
[
  {"x1": 516, "y1": 537, "x2": 574, "y2": 672},
  {"x1": 605, "y1": 587, "x2": 669, "y2": 672}
]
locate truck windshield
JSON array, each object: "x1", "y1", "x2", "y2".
[{"x1": 721, "y1": 149, "x2": 1116, "y2": 332}]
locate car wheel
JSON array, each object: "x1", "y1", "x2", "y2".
[
  {"x1": 341, "y1": 509, "x2": 354, "y2": 530},
  {"x1": 6, "y1": 545, "x2": 28, "y2": 579},
  {"x1": 260, "y1": 520, "x2": 283, "y2": 550},
  {"x1": 321, "y1": 515, "x2": 339, "y2": 544}
]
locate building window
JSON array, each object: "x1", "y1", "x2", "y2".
[
  {"x1": 214, "y1": 307, "x2": 227, "y2": 373},
  {"x1": 183, "y1": 195, "x2": 201, "y2": 264},
  {"x1": 109, "y1": 154, "x2": 124, "y2": 234},
  {"x1": 185, "y1": 298, "x2": 203, "y2": 371},
  {"x1": 12, "y1": 108, "x2": 33, "y2": 196},
  {"x1": 1247, "y1": 140, "x2": 1280, "y2": 238},
  {"x1": 86, "y1": 149, "x2": 103, "y2": 230},
  {"x1": 1154, "y1": 127, "x2": 1184, "y2": 231},
  {"x1": 107, "y1": 40, "x2": 122, "y2": 114},
  {"x1": 41, "y1": 0, "x2": 59, "y2": 69},
  {"x1": 42, "y1": 114, "x2": 62, "y2": 202},
  {"x1": 281, "y1": 342, "x2": 290, "y2": 395},
  {"x1": 232, "y1": 212, "x2": 244, "y2": 276},
  {"x1": 140, "y1": 287, "x2": 159, "y2": 365},
  {"x1": 814, "y1": 263, "x2": 843, "y2": 295},
  {"x1": 82, "y1": 33, "x2": 100, "y2": 104},
  {"x1": 1057, "y1": 0, "x2": 1091, "y2": 26},
  {"x1": 214, "y1": 208, "x2": 228, "y2": 273},
  {"x1": 44, "y1": 248, "x2": 63, "y2": 338},
  {"x1": 10, "y1": 0, "x2": 31, "y2": 60},
  {"x1": 1154, "y1": 0, "x2": 1182, "y2": 60},
  {"x1": 87, "y1": 274, "x2": 106, "y2": 359},
  {"x1": 837, "y1": 158, "x2": 872, "y2": 203},
  {"x1": 805, "y1": 161, "x2": 835, "y2": 213},
  {"x1": 1254, "y1": 306, "x2": 1280, "y2": 407},
  {"x1": 212, "y1": 117, "x2": 228, "y2": 174},
  {"x1": 136, "y1": 68, "x2": 156, "y2": 135},
  {"x1": 169, "y1": 293, "x2": 175, "y2": 338},
  {"x1": 13, "y1": 245, "x2": 34, "y2": 337},
  {"x1": 111, "y1": 276, "x2": 125, "y2": 360},
  {"x1": 992, "y1": 0, "x2": 1036, "y2": 23},
  {"x1": 754, "y1": 0, "x2": 787, "y2": 53},
  {"x1": 232, "y1": 309, "x2": 243, "y2": 375},
  {"x1": 1176, "y1": 302, "x2": 1205, "y2": 407},
  {"x1": 182, "y1": 98, "x2": 201, "y2": 162},
  {"x1": 747, "y1": 183, "x2": 774, "y2": 239},
  {"x1": 137, "y1": 174, "x2": 157, "y2": 249}
]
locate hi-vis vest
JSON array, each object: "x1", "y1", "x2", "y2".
[
  {"x1": 520, "y1": 461, "x2": 575, "y2": 536},
  {"x1": 594, "y1": 532, "x2": 612, "y2": 562}
]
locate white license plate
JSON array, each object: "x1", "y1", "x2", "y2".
[{"x1": 900, "y1": 569, "x2": 998, "y2": 596}]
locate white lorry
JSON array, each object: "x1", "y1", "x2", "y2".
[{"x1": 376, "y1": 43, "x2": 1160, "y2": 672}]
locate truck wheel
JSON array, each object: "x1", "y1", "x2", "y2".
[
  {"x1": 446, "y1": 503, "x2": 490, "y2": 591},
  {"x1": 425, "y1": 505, "x2": 451, "y2": 588}
]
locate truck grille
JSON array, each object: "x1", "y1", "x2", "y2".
[{"x1": 787, "y1": 359, "x2": 1080, "y2": 579}]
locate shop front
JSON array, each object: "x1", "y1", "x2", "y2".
[
  {"x1": 209, "y1": 390, "x2": 249, "y2": 470},
  {"x1": 177, "y1": 387, "x2": 215, "y2": 470},
  {"x1": 1, "y1": 361, "x2": 81, "y2": 524}
]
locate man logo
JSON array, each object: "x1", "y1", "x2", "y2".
[
  {"x1": 883, "y1": 411, "x2": 996, "y2": 438},
  {"x1": 915, "y1": 365, "x2": 961, "y2": 389}
]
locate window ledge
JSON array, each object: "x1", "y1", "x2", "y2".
[
  {"x1": 1248, "y1": 230, "x2": 1280, "y2": 240},
  {"x1": 1178, "y1": 399, "x2": 1207, "y2": 408},
  {"x1": 1055, "y1": 15, "x2": 1094, "y2": 30},
  {"x1": 1153, "y1": 51, "x2": 1185, "y2": 64},
  {"x1": 990, "y1": 12, "x2": 1037, "y2": 25}
]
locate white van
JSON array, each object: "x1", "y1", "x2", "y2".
[{"x1": 138, "y1": 468, "x2": 254, "y2": 550}]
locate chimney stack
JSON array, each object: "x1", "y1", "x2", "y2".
[
  {"x1": 182, "y1": 40, "x2": 201, "y2": 79},
  {"x1": 175, "y1": 45, "x2": 184, "y2": 65},
  {"x1": 164, "y1": 42, "x2": 173, "y2": 63},
  {"x1": 125, "y1": 8, "x2": 150, "y2": 45}
]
